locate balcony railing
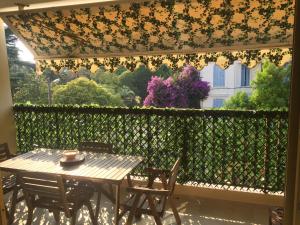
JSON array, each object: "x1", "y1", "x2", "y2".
[{"x1": 13, "y1": 105, "x2": 288, "y2": 194}]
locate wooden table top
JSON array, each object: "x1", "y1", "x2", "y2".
[{"x1": 0, "y1": 149, "x2": 143, "y2": 184}]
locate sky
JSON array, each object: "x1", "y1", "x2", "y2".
[
  {"x1": 4, "y1": 23, "x2": 35, "y2": 63},
  {"x1": 16, "y1": 40, "x2": 35, "y2": 63}
]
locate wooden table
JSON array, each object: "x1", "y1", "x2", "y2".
[{"x1": 0, "y1": 149, "x2": 143, "y2": 225}]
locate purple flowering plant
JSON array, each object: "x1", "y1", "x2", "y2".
[{"x1": 144, "y1": 65, "x2": 210, "y2": 108}]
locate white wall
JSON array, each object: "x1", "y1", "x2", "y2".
[
  {"x1": 201, "y1": 61, "x2": 261, "y2": 109},
  {"x1": 0, "y1": 19, "x2": 16, "y2": 153}
]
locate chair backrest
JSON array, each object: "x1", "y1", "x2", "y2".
[
  {"x1": 0, "y1": 143, "x2": 11, "y2": 162},
  {"x1": 168, "y1": 158, "x2": 180, "y2": 194},
  {"x1": 18, "y1": 172, "x2": 70, "y2": 215},
  {"x1": 78, "y1": 142, "x2": 113, "y2": 154}
]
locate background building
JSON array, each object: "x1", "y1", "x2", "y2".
[{"x1": 200, "y1": 61, "x2": 262, "y2": 108}]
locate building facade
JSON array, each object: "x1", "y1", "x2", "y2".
[{"x1": 200, "y1": 61, "x2": 262, "y2": 109}]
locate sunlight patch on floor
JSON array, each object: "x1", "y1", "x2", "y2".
[{"x1": 9, "y1": 193, "x2": 269, "y2": 225}]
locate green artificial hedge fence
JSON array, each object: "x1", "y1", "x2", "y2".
[{"x1": 13, "y1": 104, "x2": 288, "y2": 193}]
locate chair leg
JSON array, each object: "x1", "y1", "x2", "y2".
[
  {"x1": 108, "y1": 184, "x2": 114, "y2": 198},
  {"x1": 86, "y1": 201, "x2": 97, "y2": 225},
  {"x1": 169, "y1": 197, "x2": 181, "y2": 225},
  {"x1": 26, "y1": 207, "x2": 34, "y2": 225},
  {"x1": 8, "y1": 187, "x2": 19, "y2": 224},
  {"x1": 71, "y1": 211, "x2": 77, "y2": 225},
  {"x1": 5, "y1": 206, "x2": 10, "y2": 224},
  {"x1": 147, "y1": 195, "x2": 163, "y2": 225},
  {"x1": 125, "y1": 193, "x2": 141, "y2": 225},
  {"x1": 53, "y1": 210, "x2": 60, "y2": 224},
  {"x1": 135, "y1": 195, "x2": 147, "y2": 220},
  {"x1": 95, "y1": 190, "x2": 101, "y2": 219}
]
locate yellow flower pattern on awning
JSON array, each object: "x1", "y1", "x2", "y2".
[{"x1": 2, "y1": 0, "x2": 294, "y2": 71}]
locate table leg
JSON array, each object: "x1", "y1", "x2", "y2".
[
  {"x1": 114, "y1": 184, "x2": 120, "y2": 225},
  {"x1": 0, "y1": 171, "x2": 8, "y2": 225}
]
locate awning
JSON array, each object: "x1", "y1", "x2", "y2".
[{"x1": 1, "y1": 0, "x2": 295, "y2": 71}]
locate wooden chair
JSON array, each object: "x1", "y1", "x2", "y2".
[
  {"x1": 18, "y1": 171, "x2": 97, "y2": 225},
  {"x1": 122, "y1": 159, "x2": 181, "y2": 225},
  {"x1": 0, "y1": 143, "x2": 23, "y2": 224},
  {"x1": 269, "y1": 207, "x2": 283, "y2": 225},
  {"x1": 78, "y1": 142, "x2": 114, "y2": 218}
]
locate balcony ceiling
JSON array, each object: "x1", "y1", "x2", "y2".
[
  {"x1": 0, "y1": 0, "x2": 122, "y2": 13},
  {"x1": 0, "y1": 0, "x2": 295, "y2": 72},
  {"x1": 0, "y1": 0, "x2": 70, "y2": 10},
  {"x1": 0, "y1": 0, "x2": 56, "y2": 8}
]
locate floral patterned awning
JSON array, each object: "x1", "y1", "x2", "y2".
[
  {"x1": 2, "y1": 0, "x2": 295, "y2": 71},
  {"x1": 36, "y1": 48, "x2": 293, "y2": 73}
]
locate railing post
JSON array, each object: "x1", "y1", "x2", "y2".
[
  {"x1": 264, "y1": 117, "x2": 271, "y2": 193},
  {"x1": 146, "y1": 113, "x2": 152, "y2": 168},
  {"x1": 182, "y1": 115, "x2": 189, "y2": 181},
  {"x1": 55, "y1": 111, "x2": 60, "y2": 149},
  {"x1": 231, "y1": 117, "x2": 237, "y2": 186}
]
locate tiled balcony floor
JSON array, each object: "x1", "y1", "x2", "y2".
[{"x1": 8, "y1": 191, "x2": 269, "y2": 225}]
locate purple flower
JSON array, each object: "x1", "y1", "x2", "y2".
[{"x1": 144, "y1": 66, "x2": 210, "y2": 108}]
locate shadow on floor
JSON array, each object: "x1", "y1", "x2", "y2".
[{"x1": 8, "y1": 192, "x2": 269, "y2": 225}]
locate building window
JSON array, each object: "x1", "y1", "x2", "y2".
[
  {"x1": 241, "y1": 64, "x2": 250, "y2": 86},
  {"x1": 213, "y1": 99, "x2": 224, "y2": 108},
  {"x1": 213, "y1": 65, "x2": 225, "y2": 87}
]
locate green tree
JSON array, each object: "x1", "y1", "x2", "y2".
[
  {"x1": 154, "y1": 64, "x2": 173, "y2": 79},
  {"x1": 92, "y1": 68, "x2": 138, "y2": 106},
  {"x1": 114, "y1": 66, "x2": 128, "y2": 75},
  {"x1": 224, "y1": 61, "x2": 291, "y2": 110},
  {"x1": 58, "y1": 67, "x2": 76, "y2": 84},
  {"x1": 42, "y1": 68, "x2": 57, "y2": 105},
  {"x1": 14, "y1": 73, "x2": 48, "y2": 104},
  {"x1": 92, "y1": 69, "x2": 120, "y2": 88},
  {"x1": 118, "y1": 86, "x2": 137, "y2": 107},
  {"x1": 224, "y1": 91, "x2": 252, "y2": 109},
  {"x1": 76, "y1": 67, "x2": 91, "y2": 79},
  {"x1": 119, "y1": 65, "x2": 153, "y2": 100},
  {"x1": 250, "y1": 61, "x2": 291, "y2": 109},
  {"x1": 52, "y1": 77, "x2": 124, "y2": 106},
  {"x1": 9, "y1": 64, "x2": 35, "y2": 96},
  {"x1": 5, "y1": 27, "x2": 36, "y2": 97},
  {"x1": 5, "y1": 27, "x2": 18, "y2": 66}
]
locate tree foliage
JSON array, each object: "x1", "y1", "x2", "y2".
[
  {"x1": 5, "y1": 27, "x2": 18, "y2": 65},
  {"x1": 14, "y1": 73, "x2": 48, "y2": 104},
  {"x1": 5, "y1": 27, "x2": 36, "y2": 97},
  {"x1": 57, "y1": 68, "x2": 76, "y2": 84},
  {"x1": 224, "y1": 91, "x2": 252, "y2": 109},
  {"x1": 118, "y1": 86, "x2": 137, "y2": 107},
  {"x1": 10, "y1": 65, "x2": 35, "y2": 96},
  {"x1": 52, "y1": 77, "x2": 124, "y2": 106},
  {"x1": 250, "y1": 61, "x2": 291, "y2": 110},
  {"x1": 119, "y1": 65, "x2": 153, "y2": 100},
  {"x1": 154, "y1": 64, "x2": 173, "y2": 79},
  {"x1": 91, "y1": 68, "x2": 138, "y2": 106},
  {"x1": 76, "y1": 67, "x2": 91, "y2": 79},
  {"x1": 224, "y1": 61, "x2": 291, "y2": 110},
  {"x1": 92, "y1": 68, "x2": 120, "y2": 88}
]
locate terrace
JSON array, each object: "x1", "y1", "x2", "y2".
[{"x1": 0, "y1": 0, "x2": 299, "y2": 225}]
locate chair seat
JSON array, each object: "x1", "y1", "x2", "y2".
[{"x1": 2, "y1": 174, "x2": 17, "y2": 194}]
